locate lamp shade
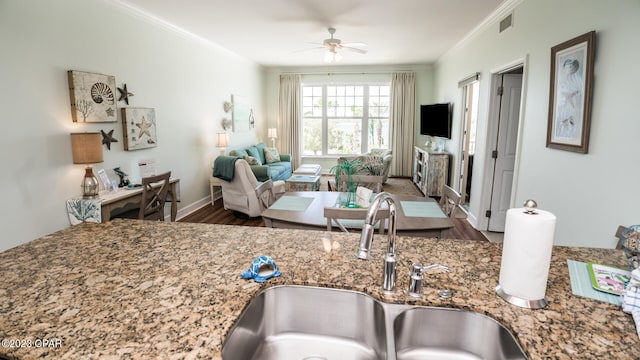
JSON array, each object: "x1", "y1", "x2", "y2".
[
  {"x1": 70, "y1": 133, "x2": 103, "y2": 164},
  {"x1": 216, "y1": 132, "x2": 229, "y2": 148},
  {"x1": 268, "y1": 128, "x2": 278, "y2": 139}
]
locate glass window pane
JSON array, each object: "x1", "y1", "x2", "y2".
[
  {"x1": 367, "y1": 118, "x2": 390, "y2": 151},
  {"x1": 380, "y1": 86, "x2": 390, "y2": 96},
  {"x1": 328, "y1": 118, "x2": 361, "y2": 154},
  {"x1": 345, "y1": 86, "x2": 354, "y2": 96},
  {"x1": 302, "y1": 117, "x2": 322, "y2": 155},
  {"x1": 355, "y1": 86, "x2": 364, "y2": 96},
  {"x1": 336, "y1": 86, "x2": 345, "y2": 96}
]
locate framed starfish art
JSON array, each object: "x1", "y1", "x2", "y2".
[{"x1": 121, "y1": 107, "x2": 157, "y2": 151}]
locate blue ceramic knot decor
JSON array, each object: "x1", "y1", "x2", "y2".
[{"x1": 241, "y1": 255, "x2": 281, "y2": 282}]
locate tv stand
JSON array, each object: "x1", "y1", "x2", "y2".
[{"x1": 413, "y1": 147, "x2": 449, "y2": 197}]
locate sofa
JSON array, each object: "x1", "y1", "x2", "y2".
[
  {"x1": 337, "y1": 149, "x2": 392, "y2": 183},
  {"x1": 228, "y1": 143, "x2": 291, "y2": 181}
]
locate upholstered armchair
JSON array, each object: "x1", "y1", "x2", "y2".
[
  {"x1": 216, "y1": 159, "x2": 285, "y2": 217},
  {"x1": 336, "y1": 149, "x2": 393, "y2": 183}
]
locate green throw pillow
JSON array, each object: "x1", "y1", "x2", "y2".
[
  {"x1": 244, "y1": 155, "x2": 260, "y2": 165},
  {"x1": 264, "y1": 147, "x2": 281, "y2": 164}
]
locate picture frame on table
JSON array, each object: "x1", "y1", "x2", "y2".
[
  {"x1": 96, "y1": 168, "x2": 112, "y2": 192},
  {"x1": 546, "y1": 31, "x2": 596, "y2": 154}
]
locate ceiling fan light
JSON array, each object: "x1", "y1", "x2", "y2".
[
  {"x1": 324, "y1": 49, "x2": 342, "y2": 63},
  {"x1": 324, "y1": 50, "x2": 333, "y2": 63}
]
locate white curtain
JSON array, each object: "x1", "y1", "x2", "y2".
[
  {"x1": 278, "y1": 74, "x2": 301, "y2": 170},
  {"x1": 390, "y1": 72, "x2": 416, "y2": 177}
]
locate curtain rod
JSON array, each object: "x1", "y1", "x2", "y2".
[
  {"x1": 458, "y1": 72, "x2": 481, "y2": 87},
  {"x1": 279, "y1": 70, "x2": 416, "y2": 76}
]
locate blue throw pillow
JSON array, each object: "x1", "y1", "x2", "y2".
[
  {"x1": 234, "y1": 149, "x2": 248, "y2": 158},
  {"x1": 246, "y1": 146, "x2": 262, "y2": 165},
  {"x1": 255, "y1": 143, "x2": 267, "y2": 165}
]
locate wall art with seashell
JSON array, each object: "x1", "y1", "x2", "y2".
[{"x1": 67, "y1": 70, "x2": 117, "y2": 123}]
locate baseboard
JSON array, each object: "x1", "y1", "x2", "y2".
[
  {"x1": 167, "y1": 196, "x2": 211, "y2": 221},
  {"x1": 466, "y1": 212, "x2": 479, "y2": 230}
]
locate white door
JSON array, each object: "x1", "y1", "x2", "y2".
[{"x1": 488, "y1": 73, "x2": 522, "y2": 231}]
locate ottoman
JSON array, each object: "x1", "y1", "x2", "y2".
[
  {"x1": 293, "y1": 164, "x2": 322, "y2": 176},
  {"x1": 286, "y1": 175, "x2": 321, "y2": 192}
]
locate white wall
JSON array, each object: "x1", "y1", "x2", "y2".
[
  {"x1": 0, "y1": 0, "x2": 265, "y2": 251},
  {"x1": 434, "y1": 0, "x2": 640, "y2": 248},
  {"x1": 264, "y1": 65, "x2": 434, "y2": 171}
]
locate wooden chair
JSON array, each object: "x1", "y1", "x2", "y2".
[
  {"x1": 439, "y1": 185, "x2": 462, "y2": 218},
  {"x1": 323, "y1": 206, "x2": 389, "y2": 234},
  {"x1": 117, "y1": 171, "x2": 171, "y2": 221},
  {"x1": 615, "y1": 225, "x2": 628, "y2": 250},
  {"x1": 255, "y1": 179, "x2": 278, "y2": 212}
]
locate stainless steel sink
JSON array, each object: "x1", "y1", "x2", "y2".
[
  {"x1": 222, "y1": 286, "x2": 527, "y2": 360},
  {"x1": 222, "y1": 286, "x2": 388, "y2": 360},
  {"x1": 393, "y1": 307, "x2": 527, "y2": 360}
]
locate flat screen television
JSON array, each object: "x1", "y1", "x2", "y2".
[{"x1": 420, "y1": 103, "x2": 452, "y2": 139}]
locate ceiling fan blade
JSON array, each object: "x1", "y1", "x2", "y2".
[
  {"x1": 341, "y1": 42, "x2": 367, "y2": 47},
  {"x1": 293, "y1": 46, "x2": 325, "y2": 53},
  {"x1": 342, "y1": 46, "x2": 367, "y2": 54}
]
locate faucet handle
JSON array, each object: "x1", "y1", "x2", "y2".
[
  {"x1": 421, "y1": 263, "x2": 450, "y2": 273},
  {"x1": 408, "y1": 263, "x2": 450, "y2": 297}
]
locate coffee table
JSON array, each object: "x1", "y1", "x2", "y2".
[{"x1": 261, "y1": 191, "x2": 454, "y2": 238}]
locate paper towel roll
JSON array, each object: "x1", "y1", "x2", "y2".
[{"x1": 498, "y1": 207, "x2": 556, "y2": 301}]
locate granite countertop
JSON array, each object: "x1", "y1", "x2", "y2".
[{"x1": 0, "y1": 219, "x2": 637, "y2": 359}]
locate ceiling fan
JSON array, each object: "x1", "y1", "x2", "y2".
[{"x1": 310, "y1": 27, "x2": 367, "y2": 63}]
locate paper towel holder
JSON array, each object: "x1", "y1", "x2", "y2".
[
  {"x1": 496, "y1": 198, "x2": 549, "y2": 309},
  {"x1": 495, "y1": 284, "x2": 549, "y2": 309},
  {"x1": 523, "y1": 199, "x2": 538, "y2": 214}
]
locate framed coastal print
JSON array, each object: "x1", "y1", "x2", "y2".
[
  {"x1": 68, "y1": 70, "x2": 117, "y2": 123},
  {"x1": 546, "y1": 31, "x2": 596, "y2": 153},
  {"x1": 232, "y1": 94, "x2": 250, "y2": 132},
  {"x1": 121, "y1": 107, "x2": 157, "y2": 151}
]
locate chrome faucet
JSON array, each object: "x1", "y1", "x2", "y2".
[{"x1": 357, "y1": 192, "x2": 398, "y2": 293}]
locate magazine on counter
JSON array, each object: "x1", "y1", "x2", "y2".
[{"x1": 587, "y1": 263, "x2": 631, "y2": 295}]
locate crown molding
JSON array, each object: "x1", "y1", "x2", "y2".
[
  {"x1": 104, "y1": 0, "x2": 253, "y2": 63},
  {"x1": 438, "y1": 0, "x2": 525, "y2": 63}
]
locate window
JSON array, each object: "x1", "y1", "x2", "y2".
[{"x1": 302, "y1": 84, "x2": 390, "y2": 156}]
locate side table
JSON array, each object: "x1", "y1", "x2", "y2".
[{"x1": 210, "y1": 175, "x2": 223, "y2": 205}]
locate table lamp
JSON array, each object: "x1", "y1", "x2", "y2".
[
  {"x1": 70, "y1": 132, "x2": 104, "y2": 198},
  {"x1": 216, "y1": 132, "x2": 229, "y2": 156},
  {"x1": 268, "y1": 128, "x2": 277, "y2": 147}
]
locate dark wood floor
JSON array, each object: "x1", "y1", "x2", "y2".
[{"x1": 180, "y1": 198, "x2": 488, "y2": 242}]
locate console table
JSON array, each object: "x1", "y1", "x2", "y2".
[
  {"x1": 98, "y1": 178, "x2": 180, "y2": 222},
  {"x1": 413, "y1": 147, "x2": 449, "y2": 197}
]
